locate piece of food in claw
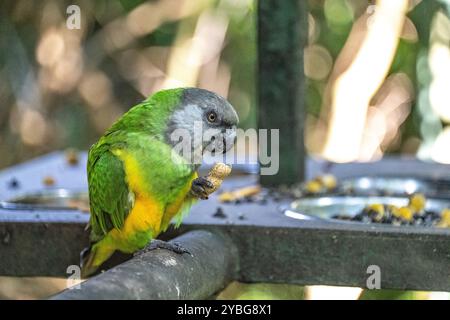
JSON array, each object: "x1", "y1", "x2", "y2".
[
  {"x1": 398, "y1": 206, "x2": 413, "y2": 222},
  {"x1": 203, "y1": 163, "x2": 232, "y2": 195},
  {"x1": 305, "y1": 180, "x2": 322, "y2": 194},
  {"x1": 408, "y1": 193, "x2": 426, "y2": 214},
  {"x1": 317, "y1": 174, "x2": 337, "y2": 190},
  {"x1": 364, "y1": 203, "x2": 385, "y2": 222},
  {"x1": 437, "y1": 208, "x2": 450, "y2": 228}
]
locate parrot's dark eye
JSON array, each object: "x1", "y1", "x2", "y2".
[{"x1": 207, "y1": 111, "x2": 217, "y2": 123}]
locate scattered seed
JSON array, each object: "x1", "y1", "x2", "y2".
[
  {"x1": 245, "y1": 196, "x2": 254, "y2": 203},
  {"x1": 65, "y1": 148, "x2": 79, "y2": 166},
  {"x1": 43, "y1": 176, "x2": 55, "y2": 186},
  {"x1": 7, "y1": 178, "x2": 20, "y2": 189},
  {"x1": 2, "y1": 231, "x2": 10, "y2": 245},
  {"x1": 218, "y1": 185, "x2": 261, "y2": 203},
  {"x1": 212, "y1": 207, "x2": 227, "y2": 219},
  {"x1": 332, "y1": 196, "x2": 446, "y2": 228}
]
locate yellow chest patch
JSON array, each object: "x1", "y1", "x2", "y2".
[
  {"x1": 112, "y1": 149, "x2": 146, "y2": 195},
  {"x1": 110, "y1": 149, "x2": 163, "y2": 242},
  {"x1": 108, "y1": 148, "x2": 195, "y2": 251}
]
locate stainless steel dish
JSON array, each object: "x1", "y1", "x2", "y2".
[
  {"x1": 286, "y1": 196, "x2": 449, "y2": 221},
  {"x1": 0, "y1": 189, "x2": 89, "y2": 211}
]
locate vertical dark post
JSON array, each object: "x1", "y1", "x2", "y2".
[{"x1": 257, "y1": 0, "x2": 307, "y2": 186}]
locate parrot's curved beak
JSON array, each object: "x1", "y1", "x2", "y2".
[
  {"x1": 205, "y1": 126, "x2": 236, "y2": 155},
  {"x1": 222, "y1": 127, "x2": 237, "y2": 154}
]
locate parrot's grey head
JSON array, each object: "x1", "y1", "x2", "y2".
[{"x1": 165, "y1": 88, "x2": 239, "y2": 165}]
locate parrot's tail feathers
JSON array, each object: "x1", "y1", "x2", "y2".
[
  {"x1": 80, "y1": 246, "x2": 91, "y2": 268},
  {"x1": 80, "y1": 245, "x2": 97, "y2": 278},
  {"x1": 80, "y1": 243, "x2": 115, "y2": 278}
]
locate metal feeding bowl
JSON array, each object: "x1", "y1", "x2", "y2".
[
  {"x1": 286, "y1": 196, "x2": 449, "y2": 225},
  {"x1": 0, "y1": 189, "x2": 89, "y2": 212},
  {"x1": 339, "y1": 176, "x2": 450, "y2": 199}
]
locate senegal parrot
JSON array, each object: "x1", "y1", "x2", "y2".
[{"x1": 81, "y1": 88, "x2": 238, "y2": 277}]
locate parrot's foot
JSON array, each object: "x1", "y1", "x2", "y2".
[
  {"x1": 134, "y1": 239, "x2": 191, "y2": 257},
  {"x1": 190, "y1": 176, "x2": 214, "y2": 200}
]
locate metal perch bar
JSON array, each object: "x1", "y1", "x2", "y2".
[{"x1": 51, "y1": 230, "x2": 239, "y2": 300}]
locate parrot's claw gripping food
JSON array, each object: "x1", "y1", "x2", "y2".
[
  {"x1": 190, "y1": 177, "x2": 214, "y2": 199},
  {"x1": 190, "y1": 163, "x2": 232, "y2": 200},
  {"x1": 134, "y1": 239, "x2": 191, "y2": 256}
]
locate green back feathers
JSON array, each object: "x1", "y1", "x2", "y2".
[
  {"x1": 106, "y1": 88, "x2": 184, "y2": 138},
  {"x1": 88, "y1": 145, "x2": 131, "y2": 239}
]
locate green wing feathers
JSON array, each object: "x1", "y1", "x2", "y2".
[{"x1": 87, "y1": 144, "x2": 132, "y2": 241}]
